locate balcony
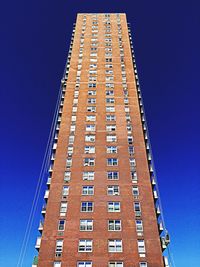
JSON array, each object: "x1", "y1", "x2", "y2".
[
  {"x1": 41, "y1": 205, "x2": 46, "y2": 217},
  {"x1": 161, "y1": 234, "x2": 170, "y2": 251},
  {"x1": 32, "y1": 256, "x2": 38, "y2": 267},
  {"x1": 156, "y1": 205, "x2": 161, "y2": 217},
  {"x1": 35, "y1": 237, "x2": 41, "y2": 251},
  {"x1": 163, "y1": 256, "x2": 170, "y2": 267},
  {"x1": 158, "y1": 221, "x2": 164, "y2": 233},
  {"x1": 153, "y1": 190, "x2": 158, "y2": 200},
  {"x1": 38, "y1": 221, "x2": 43, "y2": 233},
  {"x1": 44, "y1": 190, "x2": 49, "y2": 200}
]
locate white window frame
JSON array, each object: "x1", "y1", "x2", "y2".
[
  {"x1": 80, "y1": 219, "x2": 93, "y2": 231},
  {"x1": 78, "y1": 239, "x2": 93, "y2": 252},
  {"x1": 108, "y1": 202, "x2": 120, "y2": 212},
  {"x1": 107, "y1": 185, "x2": 120, "y2": 196},
  {"x1": 82, "y1": 186, "x2": 94, "y2": 195},
  {"x1": 108, "y1": 239, "x2": 122, "y2": 252},
  {"x1": 83, "y1": 171, "x2": 94, "y2": 181},
  {"x1": 108, "y1": 220, "x2": 121, "y2": 231}
]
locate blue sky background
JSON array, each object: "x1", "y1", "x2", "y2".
[{"x1": 0, "y1": 1, "x2": 200, "y2": 266}]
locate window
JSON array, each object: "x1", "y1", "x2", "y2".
[
  {"x1": 108, "y1": 262, "x2": 123, "y2": 267},
  {"x1": 86, "y1": 115, "x2": 96, "y2": 121},
  {"x1": 88, "y1": 90, "x2": 96, "y2": 95},
  {"x1": 107, "y1": 185, "x2": 119, "y2": 195},
  {"x1": 106, "y1": 98, "x2": 115, "y2": 104},
  {"x1": 83, "y1": 171, "x2": 94, "y2": 180},
  {"x1": 71, "y1": 115, "x2": 76, "y2": 122},
  {"x1": 69, "y1": 135, "x2": 75, "y2": 144},
  {"x1": 64, "y1": 171, "x2": 71, "y2": 182},
  {"x1": 107, "y1": 135, "x2": 117, "y2": 142},
  {"x1": 85, "y1": 146, "x2": 95, "y2": 154},
  {"x1": 86, "y1": 124, "x2": 96, "y2": 132},
  {"x1": 106, "y1": 90, "x2": 114, "y2": 96},
  {"x1": 136, "y1": 220, "x2": 143, "y2": 232},
  {"x1": 77, "y1": 262, "x2": 92, "y2": 267},
  {"x1": 106, "y1": 125, "x2": 116, "y2": 132},
  {"x1": 60, "y1": 202, "x2": 67, "y2": 215},
  {"x1": 78, "y1": 240, "x2": 93, "y2": 252},
  {"x1": 107, "y1": 158, "x2": 118, "y2": 166},
  {"x1": 82, "y1": 186, "x2": 94, "y2": 195},
  {"x1": 58, "y1": 220, "x2": 65, "y2": 231},
  {"x1": 107, "y1": 171, "x2": 119, "y2": 180},
  {"x1": 80, "y1": 219, "x2": 93, "y2": 231},
  {"x1": 108, "y1": 220, "x2": 121, "y2": 231},
  {"x1": 108, "y1": 239, "x2": 122, "y2": 252},
  {"x1": 87, "y1": 106, "x2": 96, "y2": 112},
  {"x1": 134, "y1": 202, "x2": 141, "y2": 216},
  {"x1": 105, "y1": 64, "x2": 113, "y2": 68},
  {"x1": 130, "y1": 158, "x2": 136, "y2": 171},
  {"x1": 88, "y1": 98, "x2": 96, "y2": 104},
  {"x1": 128, "y1": 146, "x2": 134, "y2": 155},
  {"x1": 55, "y1": 240, "x2": 63, "y2": 253},
  {"x1": 108, "y1": 202, "x2": 120, "y2": 212},
  {"x1": 84, "y1": 158, "x2": 95, "y2": 166},
  {"x1": 88, "y1": 83, "x2": 96, "y2": 88},
  {"x1": 62, "y1": 186, "x2": 69, "y2": 196},
  {"x1": 66, "y1": 158, "x2": 72, "y2": 167},
  {"x1": 70, "y1": 125, "x2": 76, "y2": 132},
  {"x1": 106, "y1": 115, "x2": 116, "y2": 121},
  {"x1": 131, "y1": 171, "x2": 138, "y2": 182},
  {"x1": 128, "y1": 136, "x2": 133, "y2": 144},
  {"x1": 81, "y1": 202, "x2": 93, "y2": 212},
  {"x1": 54, "y1": 262, "x2": 61, "y2": 267},
  {"x1": 106, "y1": 106, "x2": 115, "y2": 112},
  {"x1": 107, "y1": 146, "x2": 117, "y2": 153},
  {"x1": 139, "y1": 263, "x2": 148, "y2": 267},
  {"x1": 132, "y1": 186, "x2": 139, "y2": 196},
  {"x1": 137, "y1": 240, "x2": 146, "y2": 253},
  {"x1": 85, "y1": 135, "x2": 95, "y2": 142},
  {"x1": 106, "y1": 83, "x2": 114, "y2": 88}
]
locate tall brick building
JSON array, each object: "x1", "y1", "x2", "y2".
[{"x1": 33, "y1": 13, "x2": 171, "y2": 267}]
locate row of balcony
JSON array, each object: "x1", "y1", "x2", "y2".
[{"x1": 128, "y1": 28, "x2": 171, "y2": 267}]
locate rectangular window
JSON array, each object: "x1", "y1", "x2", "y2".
[
  {"x1": 86, "y1": 115, "x2": 96, "y2": 121},
  {"x1": 81, "y1": 202, "x2": 93, "y2": 212},
  {"x1": 106, "y1": 98, "x2": 115, "y2": 104},
  {"x1": 137, "y1": 240, "x2": 146, "y2": 253},
  {"x1": 58, "y1": 220, "x2": 65, "y2": 231},
  {"x1": 108, "y1": 262, "x2": 123, "y2": 267},
  {"x1": 106, "y1": 115, "x2": 116, "y2": 121},
  {"x1": 80, "y1": 219, "x2": 93, "y2": 231},
  {"x1": 64, "y1": 171, "x2": 71, "y2": 182},
  {"x1": 107, "y1": 158, "x2": 118, "y2": 166},
  {"x1": 107, "y1": 146, "x2": 117, "y2": 153},
  {"x1": 82, "y1": 186, "x2": 94, "y2": 195},
  {"x1": 132, "y1": 186, "x2": 139, "y2": 196},
  {"x1": 84, "y1": 158, "x2": 95, "y2": 166},
  {"x1": 108, "y1": 202, "x2": 120, "y2": 212},
  {"x1": 108, "y1": 220, "x2": 121, "y2": 231},
  {"x1": 88, "y1": 98, "x2": 96, "y2": 104},
  {"x1": 54, "y1": 262, "x2": 61, "y2": 267},
  {"x1": 87, "y1": 106, "x2": 96, "y2": 112},
  {"x1": 108, "y1": 239, "x2": 122, "y2": 252},
  {"x1": 107, "y1": 185, "x2": 120, "y2": 195},
  {"x1": 128, "y1": 136, "x2": 133, "y2": 144},
  {"x1": 106, "y1": 135, "x2": 117, "y2": 142},
  {"x1": 128, "y1": 146, "x2": 134, "y2": 155},
  {"x1": 55, "y1": 240, "x2": 63, "y2": 253},
  {"x1": 85, "y1": 124, "x2": 95, "y2": 132},
  {"x1": 83, "y1": 171, "x2": 94, "y2": 181},
  {"x1": 107, "y1": 171, "x2": 119, "y2": 180},
  {"x1": 134, "y1": 202, "x2": 141, "y2": 217},
  {"x1": 106, "y1": 106, "x2": 115, "y2": 112},
  {"x1": 62, "y1": 186, "x2": 69, "y2": 196},
  {"x1": 139, "y1": 263, "x2": 148, "y2": 267},
  {"x1": 66, "y1": 158, "x2": 72, "y2": 167},
  {"x1": 85, "y1": 146, "x2": 95, "y2": 154},
  {"x1": 88, "y1": 83, "x2": 96, "y2": 88},
  {"x1": 78, "y1": 239, "x2": 93, "y2": 252},
  {"x1": 85, "y1": 135, "x2": 95, "y2": 142},
  {"x1": 88, "y1": 90, "x2": 96, "y2": 95},
  {"x1": 136, "y1": 220, "x2": 143, "y2": 232},
  {"x1": 60, "y1": 202, "x2": 67, "y2": 215},
  {"x1": 77, "y1": 262, "x2": 92, "y2": 267},
  {"x1": 106, "y1": 90, "x2": 114, "y2": 96},
  {"x1": 106, "y1": 125, "x2": 116, "y2": 132}
]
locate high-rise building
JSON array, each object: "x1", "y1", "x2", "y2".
[{"x1": 33, "y1": 13, "x2": 171, "y2": 267}]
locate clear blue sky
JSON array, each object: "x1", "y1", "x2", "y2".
[{"x1": 0, "y1": 1, "x2": 200, "y2": 267}]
